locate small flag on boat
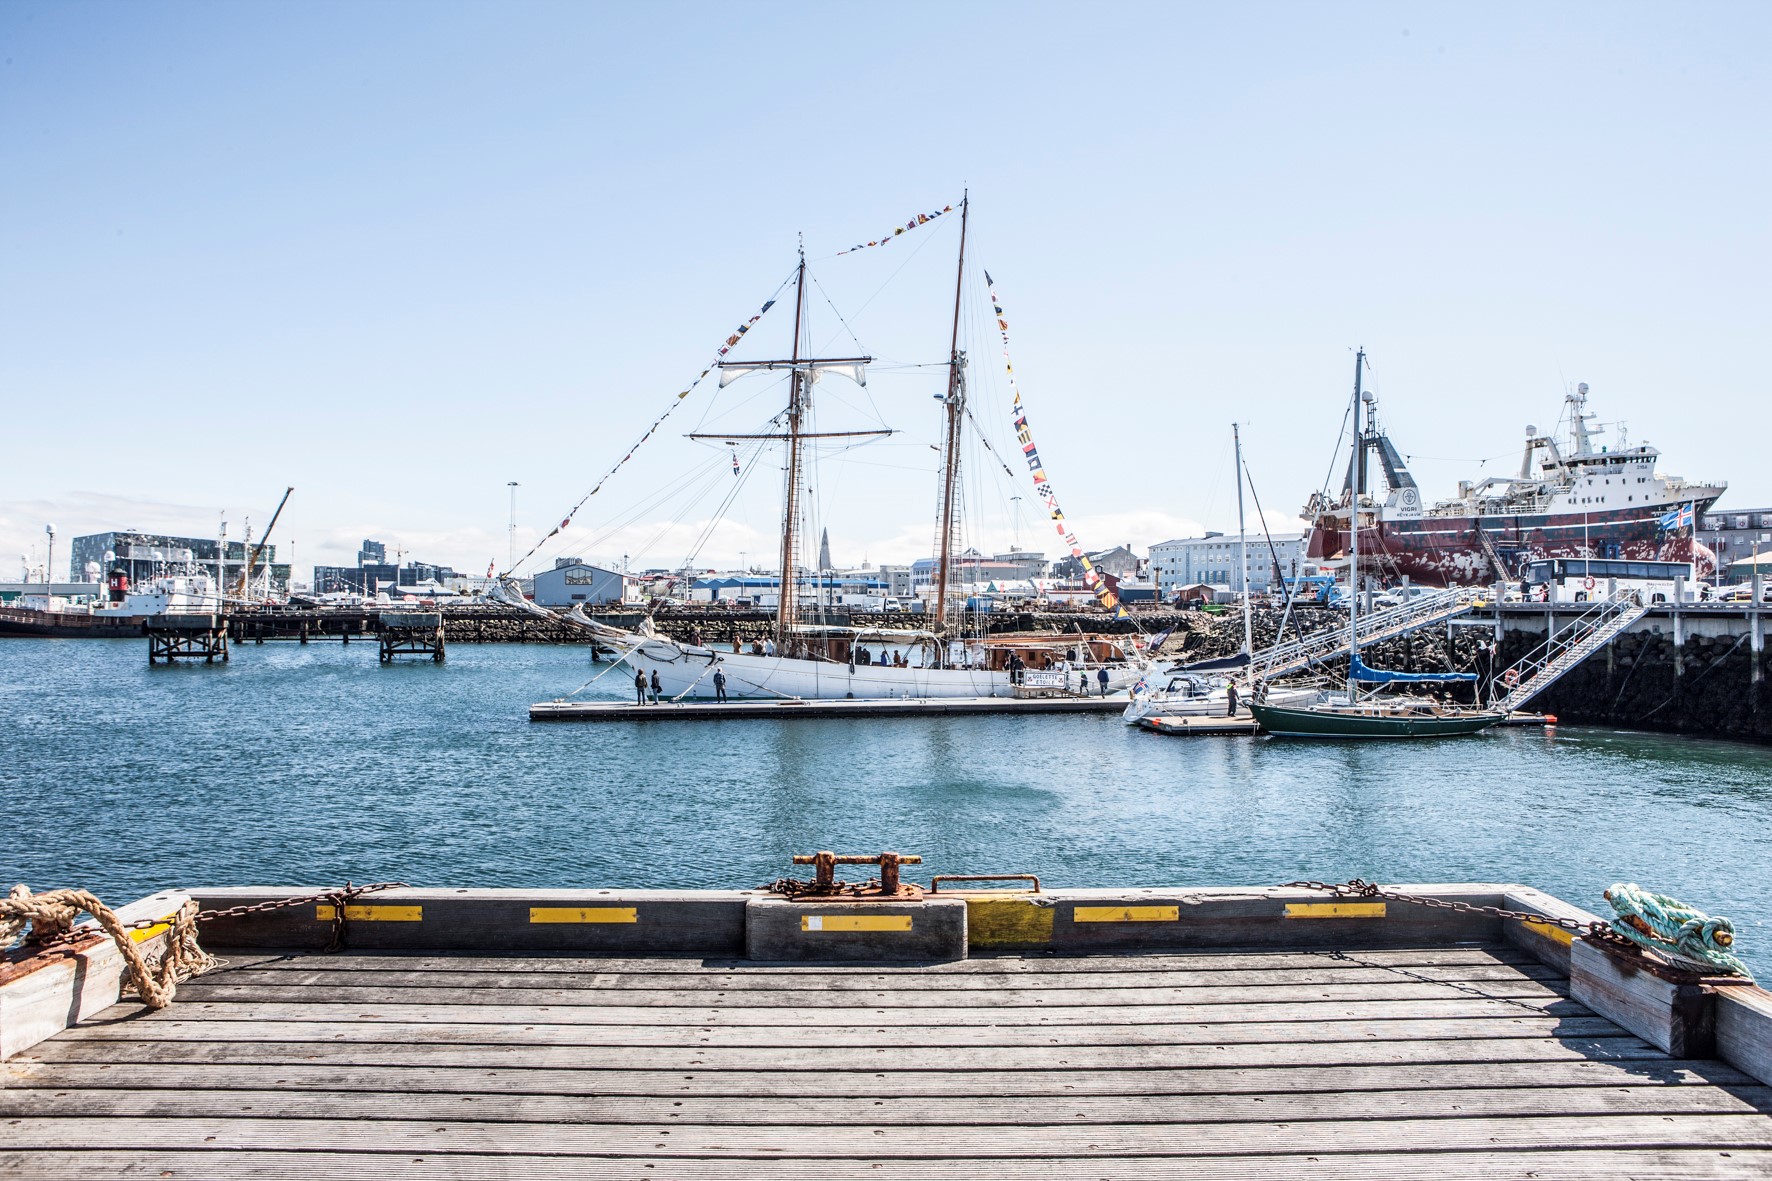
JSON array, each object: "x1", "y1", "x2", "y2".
[
  {"x1": 731, "y1": 448, "x2": 741, "y2": 477},
  {"x1": 1659, "y1": 504, "x2": 1694, "y2": 531}
]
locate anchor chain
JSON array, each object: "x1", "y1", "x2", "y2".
[{"x1": 1280, "y1": 878, "x2": 1623, "y2": 941}]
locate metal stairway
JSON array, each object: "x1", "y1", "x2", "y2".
[
  {"x1": 1474, "y1": 524, "x2": 1511, "y2": 582},
  {"x1": 1492, "y1": 591, "x2": 1649, "y2": 714},
  {"x1": 1254, "y1": 586, "x2": 1487, "y2": 681}
]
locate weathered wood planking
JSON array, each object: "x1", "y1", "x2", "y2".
[
  {"x1": 5, "y1": 1149, "x2": 1767, "y2": 1180},
  {"x1": 5, "y1": 1082, "x2": 1770, "y2": 1125},
  {"x1": 6, "y1": 1056, "x2": 1752, "y2": 1100},
  {"x1": 4, "y1": 943, "x2": 1769, "y2": 1181},
  {"x1": 46, "y1": 1014, "x2": 1627, "y2": 1048},
  {"x1": 12, "y1": 1032, "x2": 1678, "y2": 1070}
]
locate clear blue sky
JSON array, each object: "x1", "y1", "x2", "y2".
[{"x1": 3, "y1": 1, "x2": 1767, "y2": 580}]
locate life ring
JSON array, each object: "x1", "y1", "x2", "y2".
[
  {"x1": 1583, "y1": 576, "x2": 1596, "y2": 591},
  {"x1": 1501, "y1": 668, "x2": 1521, "y2": 687}
]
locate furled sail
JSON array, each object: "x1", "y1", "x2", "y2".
[{"x1": 718, "y1": 360, "x2": 868, "y2": 388}]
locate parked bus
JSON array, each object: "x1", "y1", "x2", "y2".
[{"x1": 1519, "y1": 557, "x2": 1697, "y2": 603}]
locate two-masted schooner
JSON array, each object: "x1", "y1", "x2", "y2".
[{"x1": 505, "y1": 197, "x2": 1142, "y2": 701}]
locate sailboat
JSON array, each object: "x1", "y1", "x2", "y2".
[
  {"x1": 1124, "y1": 424, "x2": 1313, "y2": 724},
  {"x1": 1248, "y1": 352, "x2": 1505, "y2": 738},
  {"x1": 509, "y1": 197, "x2": 1142, "y2": 701}
]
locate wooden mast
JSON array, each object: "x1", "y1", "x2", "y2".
[
  {"x1": 776, "y1": 247, "x2": 809, "y2": 649},
  {"x1": 1347, "y1": 348, "x2": 1366, "y2": 697},
  {"x1": 932, "y1": 191, "x2": 970, "y2": 638}
]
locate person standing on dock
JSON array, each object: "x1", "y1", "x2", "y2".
[
  {"x1": 713, "y1": 667, "x2": 727, "y2": 702},
  {"x1": 1226, "y1": 680, "x2": 1240, "y2": 717},
  {"x1": 650, "y1": 670, "x2": 663, "y2": 703},
  {"x1": 1096, "y1": 667, "x2": 1109, "y2": 696},
  {"x1": 633, "y1": 668, "x2": 648, "y2": 706}
]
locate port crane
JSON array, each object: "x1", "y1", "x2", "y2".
[{"x1": 238, "y1": 486, "x2": 294, "y2": 600}]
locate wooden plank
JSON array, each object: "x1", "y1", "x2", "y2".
[
  {"x1": 8, "y1": 1056, "x2": 1749, "y2": 1099},
  {"x1": 180, "y1": 961, "x2": 1568, "y2": 990},
  {"x1": 196, "y1": 947, "x2": 1546, "y2": 974},
  {"x1": 4, "y1": 1113, "x2": 1771, "y2": 1156},
  {"x1": 4, "y1": 1149, "x2": 1767, "y2": 1181},
  {"x1": 165, "y1": 978, "x2": 1572, "y2": 1008},
  {"x1": 66, "y1": 994, "x2": 1591, "y2": 1027},
  {"x1": 17, "y1": 1033, "x2": 1665, "y2": 1071},
  {"x1": 1572, "y1": 937, "x2": 1717, "y2": 1057},
  {"x1": 4, "y1": 1082, "x2": 1770, "y2": 1126},
  {"x1": 0, "y1": 890, "x2": 191, "y2": 1060},
  {"x1": 1717, "y1": 984, "x2": 1772, "y2": 1086},
  {"x1": 47, "y1": 1014, "x2": 1629, "y2": 1049}
]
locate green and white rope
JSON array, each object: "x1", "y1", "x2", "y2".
[{"x1": 1604, "y1": 882, "x2": 1752, "y2": 979}]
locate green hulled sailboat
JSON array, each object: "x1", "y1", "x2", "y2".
[{"x1": 1250, "y1": 351, "x2": 1504, "y2": 740}]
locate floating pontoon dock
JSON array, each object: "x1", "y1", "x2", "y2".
[
  {"x1": 530, "y1": 694, "x2": 1129, "y2": 721},
  {"x1": 3, "y1": 877, "x2": 1769, "y2": 1178}
]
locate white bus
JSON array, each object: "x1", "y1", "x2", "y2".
[{"x1": 1520, "y1": 557, "x2": 1697, "y2": 604}]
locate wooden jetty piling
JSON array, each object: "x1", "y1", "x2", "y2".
[
  {"x1": 377, "y1": 611, "x2": 444, "y2": 663},
  {"x1": 4, "y1": 880, "x2": 1771, "y2": 1178},
  {"x1": 144, "y1": 614, "x2": 228, "y2": 665}
]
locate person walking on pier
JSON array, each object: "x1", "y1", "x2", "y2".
[
  {"x1": 650, "y1": 670, "x2": 663, "y2": 703},
  {"x1": 1226, "y1": 680, "x2": 1240, "y2": 717},
  {"x1": 713, "y1": 667, "x2": 727, "y2": 702},
  {"x1": 1096, "y1": 667, "x2": 1110, "y2": 696},
  {"x1": 633, "y1": 668, "x2": 648, "y2": 706}
]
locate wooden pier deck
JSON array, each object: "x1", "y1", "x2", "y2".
[
  {"x1": 5, "y1": 943, "x2": 1771, "y2": 1178},
  {"x1": 530, "y1": 693, "x2": 1129, "y2": 721}
]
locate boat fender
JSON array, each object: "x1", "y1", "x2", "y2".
[{"x1": 1501, "y1": 668, "x2": 1521, "y2": 687}]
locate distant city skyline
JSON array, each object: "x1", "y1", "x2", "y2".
[{"x1": 4, "y1": 2, "x2": 1767, "y2": 580}]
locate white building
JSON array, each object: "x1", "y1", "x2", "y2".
[
  {"x1": 1149, "y1": 532, "x2": 1304, "y2": 598},
  {"x1": 532, "y1": 560, "x2": 626, "y2": 608}
]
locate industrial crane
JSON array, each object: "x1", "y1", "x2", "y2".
[{"x1": 238, "y1": 486, "x2": 294, "y2": 600}]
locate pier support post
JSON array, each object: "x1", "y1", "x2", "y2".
[
  {"x1": 1753, "y1": 607, "x2": 1764, "y2": 685},
  {"x1": 1570, "y1": 937, "x2": 1719, "y2": 1057},
  {"x1": 1673, "y1": 611, "x2": 1685, "y2": 677}
]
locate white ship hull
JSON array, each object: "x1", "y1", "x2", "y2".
[
  {"x1": 621, "y1": 638, "x2": 1145, "y2": 701},
  {"x1": 625, "y1": 639, "x2": 1009, "y2": 700},
  {"x1": 1123, "y1": 682, "x2": 1316, "y2": 724}
]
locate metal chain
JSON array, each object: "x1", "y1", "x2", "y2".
[
  {"x1": 1281, "y1": 878, "x2": 1621, "y2": 940},
  {"x1": 92, "y1": 882, "x2": 410, "y2": 953}
]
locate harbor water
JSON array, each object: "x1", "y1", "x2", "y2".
[{"x1": 3, "y1": 637, "x2": 1768, "y2": 977}]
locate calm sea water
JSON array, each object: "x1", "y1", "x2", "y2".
[{"x1": 3, "y1": 637, "x2": 1768, "y2": 975}]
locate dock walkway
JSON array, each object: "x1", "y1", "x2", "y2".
[{"x1": 6, "y1": 942, "x2": 1771, "y2": 1178}]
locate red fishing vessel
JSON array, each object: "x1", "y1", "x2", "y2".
[{"x1": 1303, "y1": 380, "x2": 1724, "y2": 587}]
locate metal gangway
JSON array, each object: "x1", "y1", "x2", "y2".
[
  {"x1": 1253, "y1": 586, "x2": 1488, "y2": 681},
  {"x1": 1491, "y1": 590, "x2": 1650, "y2": 714}
]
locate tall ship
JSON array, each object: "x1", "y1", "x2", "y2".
[
  {"x1": 1302, "y1": 380, "x2": 1724, "y2": 587},
  {"x1": 500, "y1": 197, "x2": 1143, "y2": 700}
]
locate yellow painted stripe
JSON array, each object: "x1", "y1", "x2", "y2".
[
  {"x1": 529, "y1": 907, "x2": 638, "y2": 924},
  {"x1": 800, "y1": 914, "x2": 913, "y2": 932},
  {"x1": 315, "y1": 904, "x2": 423, "y2": 922},
  {"x1": 967, "y1": 897, "x2": 1056, "y2": 948},
  {"x1": 1522, "y1": 919, "x2": 1574, "y2": 946},
  {"x1": 1073, "y1": 905, "x2": 1180, "y2": 923},
  {"x1": 1285, "y1": 902, "x2": 1387, "y2": 919},
  {"x1": 129, "y1": 920, "x2": 172, "y2": 943}
]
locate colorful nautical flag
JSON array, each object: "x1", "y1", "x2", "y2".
[
  {"x1": 986, "y1": 269, "x2": 1126, "y2": 619},
  {"x1": 837, "y1": 203, "x2": 957, "y2": 255}
]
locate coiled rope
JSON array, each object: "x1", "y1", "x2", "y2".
[
  {"x1": 1, "y1": 885, "x2": 214, "y2": 1010},
  {"x1": 1604, "y1": 882, "x2": 1752, "y2": 978}
]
